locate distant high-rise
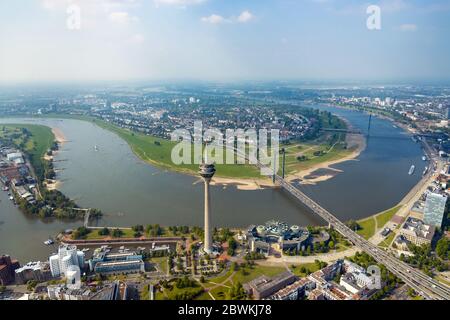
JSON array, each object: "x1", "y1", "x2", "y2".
[
  {"x1": 446, "y1": 106, "x2": 450, "y2": 120},
  {"x1": 424, "y1": 192, "x2": 448, "y2": 228},
  {"x1": 199, "y1": 160, "x2": 216, "y2": 254}
]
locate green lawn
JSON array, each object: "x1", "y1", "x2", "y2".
[
  {"x1": 152, "y1": 257, "x2": 169, "y2": 275},
  {"x1": 202, "y1": 264, "x2": 287, "y2": 300},
  {"x1": 93, "y1": 120, "x2": 262, "y2": 179},
  {"x1": 232, "y1": 264, "x2": 287, "y2": 285},
  {"x1": 84, "y1": 228, "x2": 135, "y2": 240},
  {"x1": 375, "y1": 205, "x2": 402, "y2": 228},
  {"x1": 379, "y1": 232, "x2": 396, "y2": 248},
  {"x1": 284, "y1": 136, "x2": 355, "y2": 175},
  {"x1": 289, "y1": 262, "x2": 320, "y2": 277},
  {"x1": 356, "y1": 206, "x2": 402, "y2": 240},
  {"x1": 8, "y1": 114, "x2": 359, "y2": 181},
  {"x1": 203, "y1": 270, "x2": 234, "y2": 288},
  {"x1": 155, "y1": 283, "x2": 204, "y2": 300},
  {"x1": 356, "y1": 217, "x2": 376, "y2": 240}
]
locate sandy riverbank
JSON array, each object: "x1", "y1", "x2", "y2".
[
  {"x1": 43, "y1": 127, "x2": 68, "y2": 191},
  {"x1": 286, "y1": 119, "x2": 367, "y2": 185},
  {"x1": 52, "y1": 127, "x2": 68, "y2": 145},
  {"x1": 209, "y1": 177, "x2": 274, "y2": 191},
  {"x1": 44, "y1": 121, "x2": 366, "y2": 191}
]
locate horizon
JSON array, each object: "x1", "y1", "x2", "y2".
[{"x1": 1, "y1": 0, "x2": 450, "y2": 83}]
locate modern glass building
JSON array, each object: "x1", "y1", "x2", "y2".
[{"x1": 423, "y1": 192, "x2": 448, "y2": 228}]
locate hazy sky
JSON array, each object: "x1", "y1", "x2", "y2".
[{"x1": 1, "y1": 0, "x2": 449, "y2": 83}]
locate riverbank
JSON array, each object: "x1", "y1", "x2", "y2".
[
  {"x1": 42, "y1": 128, "x2": 67, "y2": 191},
  {"x1": 39, "y1": 115, "x2": 364, "y2": 190},
  {"x1": 286, "y1": 117, "x2": 366, "y2": 185}
]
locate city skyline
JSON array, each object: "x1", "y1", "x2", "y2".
[{"x1": 1, "y1": 0, "x2": 450, "y2": 83}]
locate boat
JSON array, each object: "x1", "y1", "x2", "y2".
[
  {"x1": 423, "y1": 167, "x2": 428, "y2": 176},
  {"x1": 44, "y1": 238, "x2": 54, "y2": 245},
  {"x1": 2, "y1": 186, "x2": 8, "y2": 191},
  {"x1": 94, "y1": 145, "x2": 99, "y2": 152},
  {"x1": 408, "y1": 165, "x2": 415, "y2": 175},
  {"x1": 422, "y1": 156, "x2": 427, "y2": 161}
]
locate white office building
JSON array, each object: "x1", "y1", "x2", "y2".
[
  {"x1": 49, "y1": 244, "x2": 85, "y2": 277},
  {"x1": 49, "y1": 255, "x2": 60, "y2": 278},
  {"x1": 66, "y1": 265, "x2": 81, "y2": 290},
  {"x1": 77, "y1": 251, "x2": 85, "y2": 269}
]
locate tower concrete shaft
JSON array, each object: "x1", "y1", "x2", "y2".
[
  {"x1": 203, "y1": 177, "x2": 212, "y2": 254},
  {"x1": 199, "y1": 162, "x2": 216, "y2": 254}
]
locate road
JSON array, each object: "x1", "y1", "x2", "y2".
[{"x1": 235, "y1": 144, "x2": 450, "y2": 300}]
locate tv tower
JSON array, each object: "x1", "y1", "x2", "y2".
[{"x1": 199, "y1": 152, "x2": 216, "y2": 254}]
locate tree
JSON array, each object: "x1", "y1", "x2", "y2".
[
  {"x1": 27, "y1": 280, "x2": 38, "y2": 292},
  {"x1": 227, "y1": 282, "x2": 247, "y2": 300},
  {"x1": 436, "y1": 238, "x2": 449, "y2": 260},
  {"x1": 329, "y1": 241, "x2": 335, "y2": 249},
  {"x1": 132, "y1": 225, "x2": 144, "y2": 232},
  {"x1": 112, "y1": 228, "x2": 124, "y2": 238},
  {"x1": 346, "y1": 219, "x2": 361, "y2": 231},
  {"x1": 227, "y1": 238, "x2": 237, "y2": 256},
  {"x1": 73, "y1": 226, "x2": 90, "y2": 239},
  {"x1": 98, "y1": 227, "x2": 110, "y2": 236}
]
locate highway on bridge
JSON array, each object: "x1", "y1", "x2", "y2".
[
  {"x1": 232, "y1": 144, "x2": 450, "y2": 300},
  {"x1": 275, "y1": 175, "x2": 450, "y2": 300}
]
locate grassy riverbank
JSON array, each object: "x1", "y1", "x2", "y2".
[
  {"x1": 356, "y1": 205, "x2": 402, "y2": 240},
  {"x1": 1, "y1": 124, "x2": 56, "y2": 181},
  {"x1": 0, "y1": 124, "x2": 102, "y2": 220},
  {"x1": 10, "y1": 113, "x2": 363, "y2": 183}
]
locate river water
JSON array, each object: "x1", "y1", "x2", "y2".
[{"x1": 0, "y1": 106, "x2": 425, "y2": 262}]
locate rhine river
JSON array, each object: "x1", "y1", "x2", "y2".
[{"x1": 0, "y1": 106, "x2": 425, "y2": 262}]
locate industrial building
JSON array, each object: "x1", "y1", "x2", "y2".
[{"x1": 89, "y1": 249, "x2": 145, "y2": 276}]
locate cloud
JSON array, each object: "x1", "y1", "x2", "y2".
[
  {"x1": 201, "y1": 14, "x2": 229, "y2": 24},
  {"x1": 109, "y1": 11, "x2": 139, "y2": 24},
  {"x1": 201, "y1": 10, "x2": 255, "y2": 25},
  {"x1": 399, "y1": 24, "x2": 418, "y2": 32},
  {"x1": 237, "y1": 10, "x2": 254, "y2": 23}
]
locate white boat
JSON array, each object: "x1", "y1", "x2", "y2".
[
  {"x1": 423, "y1": 167, "x2": 428, "y2": 176},
  {"x1": 44, "y1": 239, "x2": 54, "y2": 245},
  {"x1": 422, "y1": 156, "x2": 427, "y2": 161},
  {"x1": 94, "y1": 145, "x2": 99, "y2": 152},
  {"x1": 408, "y1": 165, "x2": 415, "y2": 175}
]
